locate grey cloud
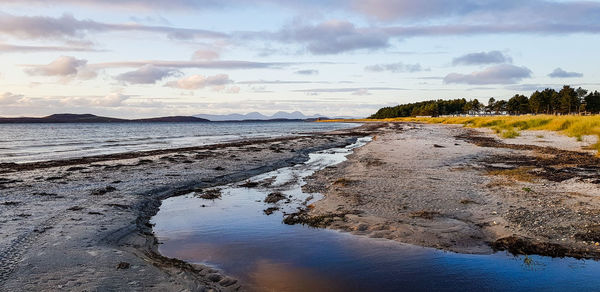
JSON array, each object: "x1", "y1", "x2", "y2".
[
  {"x1": 295, "y1": 69, "x2": 319, "y2": 75},
  {"x1": 548, "y1": 68, "x2": 583, "y2": 78},
  {"x1": 24, "y1": 56, "x2": 97, "y2": 80},
  {"x1": 365, "y1": 62, "x2": 428, "y2": 73},
  {"x1": 452, "y1": 51, "x2": 511, "y2": 66},
  {"x1": 276, "y1": 20, "x2": 389, "y2": 54},
  {"x1": 0, "y1": 12, "x2": 227, "y2": 41},
  {"x1": 116, "y1": 65, "x2": 180, "y2": 84},
  {"x1": 444, "y1": 64, "x2": 532, "y2": 85},
  {"x1": 25, "y1": 56, "x2": 87, "y2": 76}
]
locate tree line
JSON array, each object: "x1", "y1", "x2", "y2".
[{"x1": 370, "y1": 85, "x2": 600, "y2": 119}]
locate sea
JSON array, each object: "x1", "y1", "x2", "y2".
[{"x1": 0, "y1": 121, "x2": 356, "y2": 163}]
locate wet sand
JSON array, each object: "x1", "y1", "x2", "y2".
[
  {"x1": 0, "y1": 124, "x2": 377, "y2": 291},
  {"x1": 296, "y1": 122, "x2": 600, "y2": 259}
]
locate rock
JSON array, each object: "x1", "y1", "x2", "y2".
[
  {"x1": 264, "y1": 192, "x2": 286, "y2": 204},
  {"x1": 116, "y1": 262, "x2": 130, "y2": 269}
]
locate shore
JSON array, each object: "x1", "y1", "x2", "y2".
[
  {"x1": 295, "y1": 122, "x2": 600, "y2": 258},
  {"x1": 0, "y1": 124, "x2": 378, "y2": 291},
  {"x1": 2, "y1": 121, "x2": 600, "y2": 290}
]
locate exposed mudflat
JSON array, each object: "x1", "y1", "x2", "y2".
[
  {"x1": 0, "y1": 124, "x2": 377, "y2": 291},
  {"x1": 298, "y1": 122, "x2": 600, "y2": 259}
]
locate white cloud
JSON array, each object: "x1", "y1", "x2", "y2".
[
  {"x1": 365, "y1": 62, "x2": 428, "y2": 73},
  {"x1": 444, "y1": 64, "x2": 532, "y2": 85},
  {"x1": 0, "y1": 92, "x2": 25, "y2": 105},
  {"x1": 165, "y1": 74, "x2": 232, "y2": 90}
]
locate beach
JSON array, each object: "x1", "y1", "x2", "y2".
[
  {"x1": 1, "y1": 122, "x2": 600, "y2": 291},
  {"x1": 0, "y1": 124, "x2": 376, "y2": 291}
]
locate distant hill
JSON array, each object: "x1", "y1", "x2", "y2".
[
  {"x1": 194, "y1": 111, "x2": 327, "y2": 121},
  {"x1": 0, "y1": 114, "x2": 210, "y2": 123}
]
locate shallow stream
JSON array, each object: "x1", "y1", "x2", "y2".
[{"x1": 152, "y1": 137, "x2": 600, "y2": 291}]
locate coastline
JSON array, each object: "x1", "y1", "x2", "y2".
[
  {"x1": 293, "y1": 122, "x2": 600, "y2": 259},
  {"x1": 3, "y1": 121, "x2": 600, "y2": 290},
  {"x1": 0, "y1": 124, "x2": 377, "y2": 291}
]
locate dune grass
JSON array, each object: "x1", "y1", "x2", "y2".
[{"x1": 324, "y1": 115, "x2": 600, "y2": 153}]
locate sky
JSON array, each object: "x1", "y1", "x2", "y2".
[{"x1": 0, "y1": 0, "x2": 599, "y2": 118}]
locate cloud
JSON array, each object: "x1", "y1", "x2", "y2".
[
  {"x1": 165, "y1": 74, "x2": 232, "y2": 90},
  {"x1": 237, "y1": 80, "x2": 326, "y2": 84},
  {"x1": 452, "y1": 51, "x2": 511, "y2": 65},
  {"x1": 0, "y1": 43, "x2": 97, "y2": 53},
  {"x1": 226, "y1": 86, "x2": 240, "y2": 94},
  {"x1": 293, "y1": 87, "x2": 406, "y2": 93},
  {"x1": 365, "y1": 62, "x2": 428, "y2": 73},
  {"x1": 548, "y1": 68, "x2": 583, "y2": 78},
  {"x1": 0, "y1": 12, "x2": 227, "y2": 41},
  {"x1": 93, "y1": 93, "x2": 130, "y2": 107},
  {"x1": 115, "y1": 65, "x2": 179, "y2": 84},
  {"x1": 0, "y1": 92, "x2": 24, "y2": 105},
  {"x1": 192, "y1": 49, "x2": 220, "y2": 60},
  {"x1": 24, "y1": 56, "x2": 97, "y2": 80},
  {"x1": 444, "y1": 64, "x2": 532, "y2": 85},
  {"x1": 295, "y1": 69, "x2": 319, "y2": 75},
  {"x1": 276, "y1": 20, "x2": 389, "y2": 54},
  {"x1": 351, "y1": 89, "x2": 371, "y2": 96},
  {"x1": 92, "y1": 60, "x2": 291, "y2": 69}
]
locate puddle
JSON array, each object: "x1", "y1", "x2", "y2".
[{"x1": 152, "y1": 137, "x2": 600, "y2": 291}]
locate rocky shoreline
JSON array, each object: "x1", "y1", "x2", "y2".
[{"x1": 0, "y1": 124, "x2": 378, "y2": 291}]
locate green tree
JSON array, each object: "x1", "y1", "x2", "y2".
[
  {"x1": 507, "y1": 94, "x2": 529, "y2": 114},
  {"x1": 585, "y1": 91, "x2": 600, "y2": 113},
  {"x1": 487, "y1": 97, "x2": 496, "y2": 114},
  {"x1": 558, "y1": 85, "x2": 579, "y2": 114},
  {"x1": 529, "y1": 90, "x2": 544, "y2": 114}
]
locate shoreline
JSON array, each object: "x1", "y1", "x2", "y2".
[
  {"x1": 0, "y1": 124, "x2": 377, "y2": 291},
  {"x1": 291, "y1": 122, "x2": 600, "y2": 259},
  {"x1": 3, "y1": 121, "x2": 600, "y2": 290}
]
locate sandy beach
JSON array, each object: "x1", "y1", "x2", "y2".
[
  {"x1": 2, "y1": 122, "x2": 600, "y2": 291},
  {"x1": 296, "y1": 122, "x2": 600, "y2": 258}
]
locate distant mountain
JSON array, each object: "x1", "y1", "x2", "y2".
[
  {"x1": 194, "y1": 111, "x2": 325, "y2": 121},
  {"x1": 0, "y1": 114, "x2": 210, "y2": 123}
]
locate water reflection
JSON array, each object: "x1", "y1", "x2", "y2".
[{"x1": 152, "y1": 138, "x2": 600, "y2": 291}]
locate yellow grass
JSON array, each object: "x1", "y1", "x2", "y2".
[{"x1": 323, "y1": 115, "x2": 600, "y2": 154}]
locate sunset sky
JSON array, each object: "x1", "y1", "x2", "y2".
[{"x1": 0, "y1": 0, "x2": 598, "y2": 118}]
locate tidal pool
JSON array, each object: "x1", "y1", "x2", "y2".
[{"x1": 152, "y1": 138, "x2": 600, "y2": 291}]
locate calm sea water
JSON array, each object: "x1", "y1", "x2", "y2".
[
  {"x1": 153, "y1": 138, "x2": 600, "y2": 292},
  {"x1": 0, "y1": 122, "x2": 355, "y2": 163}
]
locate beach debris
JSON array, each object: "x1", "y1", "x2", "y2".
[
  {"x1": 116, "y1": 262, "x2": 130, "y2": 270},
  {"x1": 197, "y1": 189, "x2": 222, "y2": 200},
  {"x1": 433, "y1": 144, "x2": 446, "y2": 148},
  {"x1": 67, "y1": 206, "x2": 84, "y2": 211},
  {"x1": 264, "y1": 192, "x2": 287, "y2": 204},
  {"x1": 240, "y1": 180, "x2": 259, "y2": 188},
  {"x1": 263, "y1": 207, "x2": 279, "y2": 215}
]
